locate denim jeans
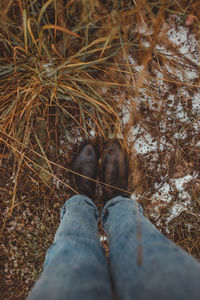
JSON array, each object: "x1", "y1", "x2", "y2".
[{"x1": 27, "y1": 195, "x2": 200, "y2": 300}]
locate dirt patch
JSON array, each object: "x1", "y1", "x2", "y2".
[{"x1": 1, "y1": 7, "x2": 200, "y2": 300}]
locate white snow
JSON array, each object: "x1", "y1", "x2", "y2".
[
  {"x1": 127, "y1": 55, "x2": 144, "y2": 73},
  {"x1": 134, "y1": 132, "x2": 157, "y2": 154},
  {"x1": 172, "y1": 174, "x2": 194, "y2": 191},
  {"x1": 167, "y1": 19, "x2": 200, "y2": 67},
  {"x1": 100, "y1": 235, "x2": 107, "y2": 242},
  {"x1": 124, "y1": 18, "x2": 200, "y2": 237},
  {"x1": 192, "y1": 93, "x2": 200, "y2": 111},
  {"x1": 152, "y1": 182, "x2": 172, "y2": 203},
  {"x1": 167, "y1": 26, "x2": 188, "y2": 45},
  {"x1": 151, "y1": 174, "x2": 196, "y2": 224},
  {"x1": 166, "y1": 201, "x2": 190, "y2": 224}
]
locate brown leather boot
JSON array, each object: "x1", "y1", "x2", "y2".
[
  {"x1": 70, "y1": 142, "x2": 98, "y2": 199},
  {"x1": 100, "y1": 139, "x2": 129, "y2": 202}
]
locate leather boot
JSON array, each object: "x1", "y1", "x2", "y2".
[
  {"x1": 70, "y1": 142, "x2": 98, "y2": 199},
  {"x1": 100, "y1": 139, "x2": 129, "y2": 202}
]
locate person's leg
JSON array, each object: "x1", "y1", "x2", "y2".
[
  {"x1": 28, "y1": 195, "x2": 112, "y2": 300},
  {"x1": 28, "y1": 142, "x2": 112, "y2": 300},
  {"x1": 100, "y1": 139, "x2": 200, "y2": 300},
  {"x1": 102, "y1": 195, "x2": 200, "y2": 300}
]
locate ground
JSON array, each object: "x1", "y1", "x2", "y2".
[{"x1": 0, "y1": 3, "x2": 200, "y2": 300}]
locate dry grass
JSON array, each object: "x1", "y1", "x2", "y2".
[{"x1": 0, "y1": 0, "x2": 200, "y2": 299}]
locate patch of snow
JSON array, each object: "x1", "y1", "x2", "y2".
[
  {"x1": 117, "y1": 132, "x2": 124, "y2": 139},
  {"x1": 179, "y1": 36, "x2": 200, "y2": 67},
  {"x1": 167, "y1": 17, "x2": 200, "y2": 67},
  {"x1": 153, "y1": 175, "x2": 194, "y2": 202},
  {"x1": 123, "y1": 15, "x2": 200, "y2": 233},
  {"x1": 136, "y1": 24, "x2": 153, "y2": 35},
  {"x1": 168, "y1": 94, "x2": 175, "y2": 102},
  {"x1": 152, "y1": 182, "x2": 172, "y2": 203},
  {"x1": 159, "y1": 136, "x2": 171, "y2": 151},
  {"x1": 173, "y1": 132, "x2": 187, "y2": 139},
  {"x1": 193, "y1": 120, "x2": 200, "y2": 132},
  {"x1": 167, "y1": 26, "x2": 188, "y2": 45},
  {"x1": 151, "y1": 174, "x2": 195, "y2": 224},
  {"x1": 52, "y1": 178, "x2": 61, "y2": 189},
  {"x1": 42, "y1": 61, "x2": 54, "y2": 77},
  {"x1": 166, "y1": 199, "x2": 191, "y2": 224},
  {"x1": 165, "y1": 64, "x2": 184, "y2": 81},
  {"x1": 133, "y1": 129, "x2": 157, "y2": 155},
  {"x1": 185, "y1": 67, "x2": 198, "y2": 81},
  {"x1": 155, "y1": 44, "x2": 173, "y2": 57},
  {"x1": 175, "y1": 102, "x2": 190, "y2": 122},
  {"x1": 127, "y1": 55, "x2": 144, "y2": 73},
  {"x1": 89, "y1": 130, "x2": 96, "y2": 137},
  {"x1": 192, "y1": 94, "x2": 200, "y2": 112},
  {"x1": 121, "y1": 104, "x2": 131, "y2": 125},
  {"x1": 100, "y1": 235, "x2": 107, "y2": 242},
  {"x1": 59, "y1": 148, "x2": 64, "y2": 154},
  {"x1": 142, "y1": 93, "x2": 160, "y2": 110},
  {"x1": 142, "y1": 40, "x2": 151, "y2": 48},
  {"x1": 172, "y1": 174, "x2": 193, "y2": 191},
  {"x1": 159, "y1": 120, "x2": 167, "y2": 133},
  {"x1": 43, "y1": 62, "x2": 53, "y2": 68},
  {"x1": 154, "y1": 69, "x2": 165, "y2": 86}
]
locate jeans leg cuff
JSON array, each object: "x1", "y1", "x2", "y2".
[
  {"x1": 60, "y1": 194, "x2": 98, "y2": 220},
  {"x1": 101, "y1": 194, "x2": 143, "y2": 226}
]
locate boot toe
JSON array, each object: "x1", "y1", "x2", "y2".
[
  {"x1": 70, "y1": 142, "x2": 98, "y2": 199},
  {"x1": 100, "y1": 139, "x2": 129, "y2": 202}
]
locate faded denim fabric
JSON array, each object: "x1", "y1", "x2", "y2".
[
  {"x1": 27, "y1": 195, "x2": 112, "y2": 300},
  {"x1": 102, "y1": 195, "x2": 200, "y2": 300},
  {"x1": 28, "y1": 194, "x2": 200, "y2": 300}
]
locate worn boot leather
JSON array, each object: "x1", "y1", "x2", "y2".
[
  {"x1": 71, "y1": 142, "x2": 98, "y2": 199},
  {"x1": 100, "y1": 139, "x2": 129, "y2": 202}
]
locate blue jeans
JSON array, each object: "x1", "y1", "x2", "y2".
[{"x1": 27, "y1": 195, "x2": 200, "y2": 300}]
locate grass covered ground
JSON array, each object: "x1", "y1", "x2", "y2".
[{"x1": 0, "y1": 0, "x2": 200, "y2": 299}]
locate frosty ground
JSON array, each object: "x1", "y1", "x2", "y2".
[{"x1": 1, "y1": 14, "x2": 200, "y2": 300}]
